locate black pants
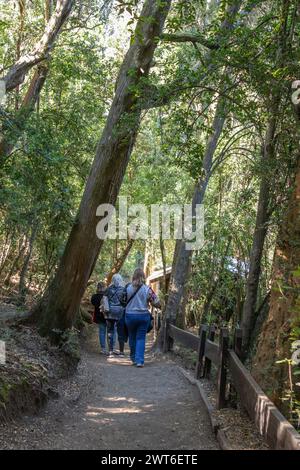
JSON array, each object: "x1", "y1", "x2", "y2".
[{"x1": 106, "y1": 319, "x2": 118, "y2": 352}]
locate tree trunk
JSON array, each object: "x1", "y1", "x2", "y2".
[
  {"x1": 33, "y1": 0, "x2": 172, "y2": 340},
  {"x1": 15, "y1": 0, "x2": 26, "y2": 110},
  {"x1": 201, "y1": 236, "x2": 232, "y2": 323},
  {"x1": 241, "y1": 0, "x2": 290, "y2": 353},
  {"x1": 252, "y1": 156, "x2": 300, "y2": 405},
  {"x1": 241, "y1": 110, "x2": 278, "y2": 352},
  {"x1": 3, "y1": 237, "x2": 27, "y2": 286},
  {"x1": 106, "y1": 238, "x2": 135, "y2": 285},
  {"x1": 1, "y1": 0, "x2": 74, "y2": 93},
  {"x1": 18, "y1": 223, "x2": 39, "y2": 302},
  {"x1": 164, "y1": 98, "x2": 226, "y2": 325},
  {"x1": 0, "y1": 64, "x2": 49, "y2": 164},
  {"x1": 0, "y1": 1, "x2": 56, "y2": 165},
  {"x1": 156, "y1": 1, "x2": 242, "y2": 342}
]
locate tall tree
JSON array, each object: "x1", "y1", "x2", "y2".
[
  {"x1": 34, "y1": 0, "x2": 172, "y2": 339},
  {"x1": 251, "y1": 78, "x2": 300, "y2": 403},
  {"x1": 0, "y1": 0, "x2": 55, "y2": 165},
  {"x1": 252, "y1": 155, "x2": 300, "y2": 404},
  {"x1": 161, "y1": 0, "x2": 242, "y2": 332},
  {"x1": 241, "y1": 0, "x2": 292, "y2": 353},
  {"x1": 1, "y1": 0, "x2": 74, "y2": 93}
]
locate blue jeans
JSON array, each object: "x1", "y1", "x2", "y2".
[
  {"x1": 98, "y1": 322, "x2": 116, "y2": 351},
  {"x1": 125, "y1": 312, "x2": 150, "y2": 365}
]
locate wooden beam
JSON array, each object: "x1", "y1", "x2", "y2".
[
  {"x1": 169, "y1": 324, "x2": 200, "y2": 352},
  {"x1": 228, "y1": 350, "x2": 300, "y2": 450}
]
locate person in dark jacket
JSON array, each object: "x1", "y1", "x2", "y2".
[
  {"x1": 91, "y1": 281, "x2": 113, "y2": 355},
  {"x1": 105, "y1": 274, "x2": 127, "y2": 358}
]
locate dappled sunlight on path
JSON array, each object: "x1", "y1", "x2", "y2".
[{"x1": 0, "y1": 327, "x2": 219, "y2": 450}]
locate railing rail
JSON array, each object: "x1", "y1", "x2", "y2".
[{"x1": 163, "y1": 320, "x2": 300, "y2": 450}]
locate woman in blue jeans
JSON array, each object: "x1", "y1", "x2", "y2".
[{"x1": 125, "y1": 268, "x2": 160, "y2": 367}]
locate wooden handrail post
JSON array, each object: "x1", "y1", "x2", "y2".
[
  {"x1": 162, "y1": 318, "x2": 169, "y2": 353},
  {"x1": 203, "y1": 325, "x2": 215, "y2": 379},
  {"x1": 216, "y1": 327, "x2": 229, "y2": 409},
  {"x1": 163, "y1": 318, "x2": 173, "y2": 352},
  {"x1": 195, "y1": 324, "x2": 208, "y2": 379}
]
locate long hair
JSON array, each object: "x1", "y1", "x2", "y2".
[
  {"x1": 111, "y1": 273, "x2": 124, "y2": 287},
  {"x1": 132, "y1": 268, "x2": 146, "y2": 288}
]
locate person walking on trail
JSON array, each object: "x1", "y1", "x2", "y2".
[
  {"x1": 125, "y1": 268, "x2": 161, "y2": 368},
  {"x1": 91, "y1": 281, "x2": 112, "y2": 355},
  {"x1": 106, "y1": 273, "x2": 127, "y2": 358}
]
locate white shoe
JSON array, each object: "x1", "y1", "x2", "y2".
[{"x1": 108, "y1": 351, "x2": 114, "y2": 358}]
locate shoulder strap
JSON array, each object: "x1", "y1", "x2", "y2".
[{"x1": 126, "y1": 284, "x2": 143, "y2": 306}]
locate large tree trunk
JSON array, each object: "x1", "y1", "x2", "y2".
[
  {"x1": 1, "y1": 0, "x2": 73, "y2": 93},
  {"x1": 252, "y1": 156, "x2": 300, "y2": 405},
  {"x1": 33, "y1": 0, "x2": 172, "y2": 339}
]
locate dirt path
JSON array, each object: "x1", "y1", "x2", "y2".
[{"x1": 0, "y1": 327, "x2": 219, "y2": 450}]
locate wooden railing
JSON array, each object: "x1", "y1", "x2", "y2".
[{"x1": 163, "y1": 321, "x2": 300, "y2": 450}]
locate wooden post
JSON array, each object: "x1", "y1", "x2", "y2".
[
  {"x1": 195, "y1": 324, "x2": 208, "y2": 379},
  {"x1": 234, "y1": 327, "x2": 243, "y2": 359},
  {"x1": 163, "y1": 318, "x2": 173, "y2": 352},
  {"x1": 152, "y1": 306, "x2": 157, "y2": 341},
  {"x1": 216, "y1": 327, "x2": 229, "y2": 409},
  {"x1": 162, "y1": 318, "x2": 169, "y2": 353},
  {"x1": 203, "y1": 325, "x2": 215, "y2": 379}
]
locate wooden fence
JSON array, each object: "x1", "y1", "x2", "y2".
[{"x1": 163, "y1": 321, "x2": 300, "y2": 450}]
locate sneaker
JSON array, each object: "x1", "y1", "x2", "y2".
[
  {"x1": 136, "y1": 363, "x2": 144, "y2": 368},
  {"x1": 100, "y1": 349, "x2": 108, "y2": 355},
  {"x1": 113, "y1": 350, "x2": 120, "y2": 356},
  {"x1": 108, "y1": 351, "x2": 114, "y2": 358},
  {"x1": 119, "y1": 353, "x2": 125, "y2": 358}
]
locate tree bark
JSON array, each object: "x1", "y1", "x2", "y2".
[
  {"x1": 1, "y1": 0, "x2": 73, "y2": 93},
  {"x1": 33, "y1": 0, "x2": 172, "y2": 339},
  {"x1": 252, "y1": 156, "x2": 300, "y2": 405}
]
